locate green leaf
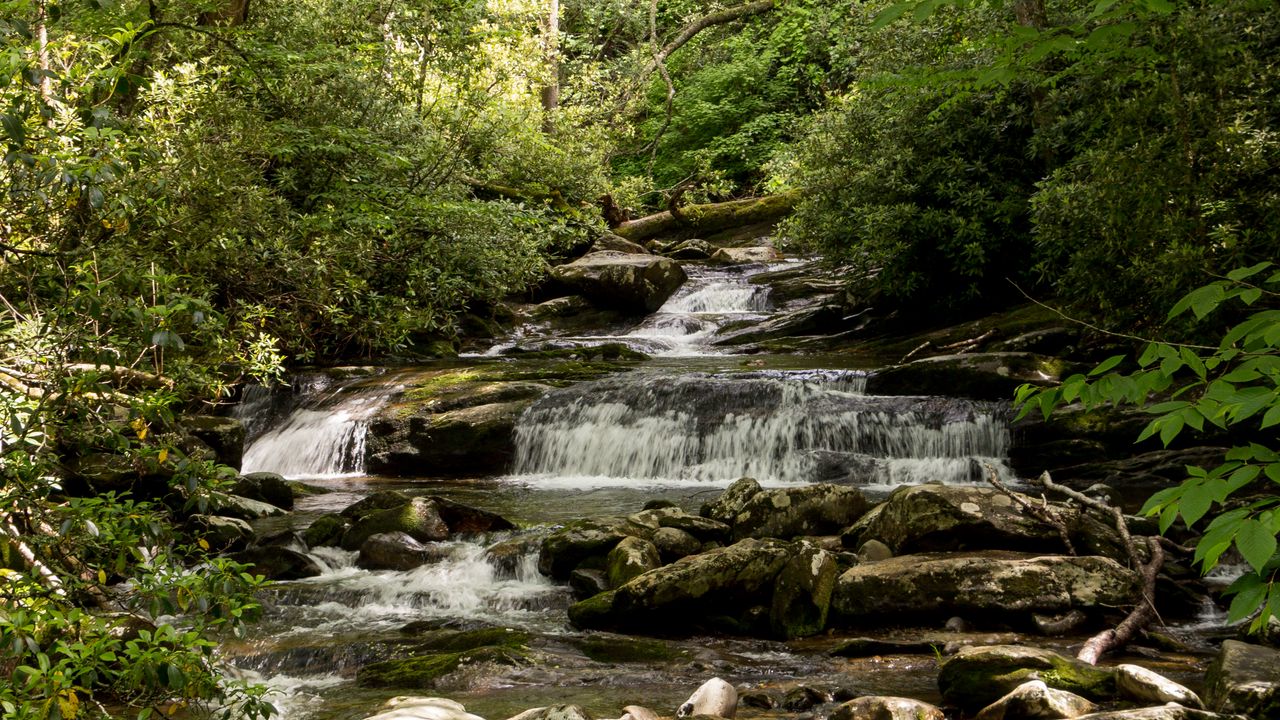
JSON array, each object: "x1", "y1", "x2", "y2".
[
  {"x1": 1179, "y1": 480, "x2": 1215, "y2": 527},
  {"x1": 1, "y1": 113, "x2": 25, "y2": 146},
  {"x1": 1226, "y1": 573, "x2": 1266, "y2": 623},
  {"x1": 1159, "y1": 414, "x2": 1184, "y2": 446},
  {"x1": 1226, "y1": 262, "x2": 1273, "y2": 281},
  {"x1": 1236, "y1": 519, "x2": 1278, "y2": 573},
  {"x1": 1261, "y1": 405, "x2": 1280, "y2": 430},
  {"x1": 870, "y1": 2, "x2": 911, "y2": 30},
  {"x1": 1089, "y1": 354, "x2": 1125, "y2": 377}
]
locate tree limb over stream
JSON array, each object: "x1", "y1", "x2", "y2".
[{"x1": 613, "y1": 192, "x2": 799, "y2": 243}]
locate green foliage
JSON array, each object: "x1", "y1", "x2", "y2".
[{"x1": 1016, "y1": 264, "x2": 1280, "y2": 631}]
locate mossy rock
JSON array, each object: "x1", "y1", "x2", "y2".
[
  {"x1": 937, "y1": 645, "x2": 1116, "y2": 710},
  {"x1": 303, "y1": 513, "x2": 348, "y2": 549},
  {"x1": 415, "y1": 627, "x2": 530, "y2": 654},
  {"x1": 500, "y1": 343, "x2": 649, "y2": 362},
  {"x1": 572, "y1": 634, "x2": 687, "y2": 663},
  {"x1": 356, "y1": 645, "x2": 524, "y2": 688},
  {"x1": 566, "y1": 590, "x2": 617, "y2": 627},
  {"x1": 340, "y1": 498, "x2": 450, "y2": 551}
]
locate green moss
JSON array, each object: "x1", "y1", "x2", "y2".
[
  {"x1": 504, "y1": 343, "x2": 649, "y2": 362},
  {"x1": 355, "y1": 645, "x2": 525, "y2": 688},
  {"x1": 567, "y1": 590, "x2": 618, "y2": 629},
  {"x1": 416, "y1": 627, "x2": 529, "y2": 654}
]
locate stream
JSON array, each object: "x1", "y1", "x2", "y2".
[{"x1": 224, "y1": 258, "x2": 1219, "y2": 719}]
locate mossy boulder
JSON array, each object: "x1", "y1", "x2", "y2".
[
  {"x1": 606, "y1": 536, "x2": 662, "y2": 589},
  {"x1": 937, "y1": 645, "x2": 1116, "y2": 710},
  {"x1": 572, "y1": 634, "x2": 686, "y2": 663},
  {"x1": 539, "y1": 517, "x2": 650, "y2": 580},
  {"x1": 357, "y1": 532, "x2": 448, "y2": 571},
  {"x1": 700, "y1": 477, "x2": 761, "y2": 525},
  {"x1": 232, "y1": 471, "x2": 295, "y2": 510},
  {"x1": 304, "y1": 512, "x2": 348, "y2": 548},
  {"x1": 549, "y1": 251, "x2": 687, "y2": 314},
  {"x1": 769, "y1": 541, "x2": 837, "y2": 640},
  {"x1": 341, "y1": 497, "x2": 450, "y2": 551},
  {"x1": 832, "y1": 551, "x2": 1140, "y2": 623},
  {"x1": 355, "y1": 645, "x2": 524, "y2": 689},
  {"x1": 841, "y1": 484, "x2": 1075, "y2": 555},
  {"x1": 732, "y1": 483, "x2": 869, "y2": 541}
]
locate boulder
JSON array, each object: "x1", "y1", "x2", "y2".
[
  {"x1": 569, "y1": 568, "x2": 609, "y2": 599},
  {"x1": 342, "y1": 490, "x2": 413, "y2": 519},
  {"x1": 341, "y1": 498, "x2": 451, "y2": 551},
  {"x1": 652, "y1": 527, "x2": 702, "y2": 562},
  {"x1": 508, "y1": 707, "x2": 592, "y2": 720},
  {"x1": 973, "y1": 680, "x2": 1095, "y2": 720},
  {"x1": 209, "y1": 493, "x2": 287, "y2": 521},
  {"x1": 180, "y1": 415, "x2": 246, "y2": 469},
  {"x1": 367, "y1": 400, "x2": 537, "y2": 476},
  {"x1": 1072, "y1": 709, "x2": 1244, "y2": 720},
  {"x1": 781, "y1": 686, "x2": 828, "y2": 711},
  {"x1": 677, "y1": 678, "x2": 737, "y2": 718},
  {"x1": 304, "y1": 513, "x2": 348, "y2": 548},
  {"x1": 841, "y1": 484, "x2": 1074, "y2": 554},
  {"x1": 708, "y1": 246, "x2": 782, "y2": 264},
  {"x1": 539, "y1": 517, "x2": 650, "y2": 580},
  {"x1": 230, "y1": 546, "x2": 323, "y2": 580},
  {"x1": 425, "y1": 495, "x2": 514, "y2": 534},
  {"x1": 700, "y1": 477, "x2": 761, "y2": 525},
  {"x1": 769, "y1": 542, "x2": 837, "y2": 640},
  {"x1": 358, "y1": 532, "x2": 448, "y2": 571},
  {"x1": 1205, "y1": 640, "x2": 1280, "y2": 718},
  {"x1": 484, "y1": 533, "x2": 545, "y2": 578},
  {"x1": 606, "y1": 536, "x2": 662, "y2": 589},
  {"x1": 620, "y1": 706, "x2": 659, "y2": 720},
  {"x1": 830, "y1": 696, "x2": 946, "y2": 720},
  {"x1": 186, "y1": 515, "x2": 253, "y2": 553},
  {"x1": 664, "y1": 239, "x2": 714, "y2": 260},
  {"x1": 1116, "y1": 664, "x2": 1203, "y2": 709},
  {"x1": 658, "y1": 513, "x2": 731, "y2": 543},
  {"x1": 937, "y1": 645, "x2": 1116, "y2": 711},
  {"x1": 732, "y1": 484, "x2": 869, "y2": 541},
  {"x1": 591, "y1": 232, "x2": 649, "y2": 255},
  {"x1": 867, "y1": 352, "x2": 1066, "y2": 401},
  {"x1": 568, "y1": 539, "x2": 792, "y2": 636},
  {"x1": 549, "y1": 251, "x2": 687, "y2": 314},
  {"x1": 833, "y1": 552, "x2": 1139, "y2": 623},
  {"x1": 712, "y1": 303, "x2": 845, "y2": 346},
  {"x1": 362, "y1": 696, "x2": 487, "y2": 720},
  {"x1": 231, "y1": 471, "x2": 295, "y2": 510}
]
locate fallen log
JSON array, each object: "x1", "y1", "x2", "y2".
[{"x1": 614, "y1": 192, "x2": 799, "y2": 243}]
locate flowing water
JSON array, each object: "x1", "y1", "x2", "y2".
[{"x1": 225, "y1": 257, "x2": 1211, "y2": 719}]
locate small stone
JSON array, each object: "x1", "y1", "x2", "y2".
[
  {"x1": 1115, "y1": 664, "x2": 1203, "y2": 709},
  {"x1": 830, "y1": 696, "x2": 944, "y2": 720},
  {"x1": 974, "y1": 680, "x2": 1095, "y2": 720},
  {"x1": 857, "y1": 539, "x2": 893, "y2": 562}
]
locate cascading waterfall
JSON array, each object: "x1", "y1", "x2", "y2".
[
  {"x1": 512, "y1": 370, "x2": 1012, "y2": 486},
  {"x1": 238, "y1": 373, "x2": 402, "y2": 478}
]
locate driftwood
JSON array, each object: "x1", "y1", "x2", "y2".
[
  {"x1": 983, "y1": 464, "x2": 1075, "y2": 554},
  {"x1": 614, "y1": 192, "x2": 799, "y2": 243}
]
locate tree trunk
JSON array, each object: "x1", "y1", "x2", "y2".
[
  {"x1": 541, "y1": 0, "x2": 560, "y2": 133},
  {"x1": 614, "y1": 192, "x2": 798, "y2": 243},
  {"x1": 36, "y1": 0, "x2": 52, "y2": 104}
]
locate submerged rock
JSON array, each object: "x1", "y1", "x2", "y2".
[
  {"x1": 1205, "y1": 640, "x2": 1280, "y2": 718},
  {"x1": 549, "y1": 251, "x2": 687, "y2": 314},
  {"x1": 937, "y1": 645, "x2": 1116, "y2": 711},
  {"x1": 833, "y1": 551, "x2": 1139, "y2": 623}
]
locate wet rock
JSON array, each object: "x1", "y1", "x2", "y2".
[
  {"x1": 606, "y1": 536, "x2": 662, "y2": 589},
  {"x1": 620, "y1": 706, "x2": 658, "y2": 720},
  {"x1": 831, "y1": 633, "x2": 1022, "y2": 658},
  {"x1": 653, "y1": 527, "x2": 702, "y2": 562},
  {"x1": 867, "y1": 352, "x2": 1066, "y2": 401},
  {"x1": 738, "y1": 691, "x2": 776, "y2": 709},
  {"x1": 362, "y1": 696, "x2": 487, "y2": 720},
  {"x1": 712, "y1": 303, "x2": 845, "y2": 346},
  {"x1": 572, "y1": 634, "x2": 685, "y2": 663},
  {"x1": 568, "y1": 539, "x2": 791, "y2": 636},
  {"x1": 708, "y1": 246, "x2": 782, "y2": 264},
  {"x1": 484, "y1": 533, "x2": 545, "y2": 577},
  {"x1": 549, "y1": 251, "x2": 687, "y2": 314},
  {"x1": 833, "y1": 552, "x2": 1139, "y2": 623},
  {"x1": 937, "y1": 645, "x2": 1116, "y2": 711},
  {"x1": 841, "y1": 484, "x2": 1073, "y2": 555},
  {"x1": 209, "y1": 493, "x2": 286, "y2": 521},
  {"x1": 1032, "y1": 609, "x2": 1089, "y2": 636},
  {"x1": 426, "y1": 495, "x2": 515, "y2": 534},
  {"x1": 508, "y1": 706, "x2": 593, "y2": 720},
  {"x1": 770, "y1": 542, "x2": 837, "y2": 639},
  {"x1": 342, "y1": 497, "x2": 451, "y2": 551},
  {"x1": 732, "y1": 483, "x2": 869, "y2": 541},
  {"x1": 1072, "y1": 708, "x2": 1244, "y2": 720},
  {"x1": 367, "y1": 400, "x2": 537, "y2": 476},
  {"x1": 357, "y1": 532, "x2": 448, "y2": 571},
  {"x1": 539, "y1": 517, "x2": 648, "y2": 580},
  {"x1": 342, "y1": 490, "x2": 413, "y2": 519},
  {"x1": 230, "y1": 546, "x2": 323, "y2": 580},
  {"x1": 524, "y1": 295, "x2": 595, "y2": 321},
  {"x1": 678, "y1": 677, "x2": 737, "y2": 718},
  {"x1": 627, "y1": 507, "x2": 686, "y2": 531},
  {"x1": 700, "y1": 478, "x2": 762, "y2": 525},
  {"x1": 1116, "y1": 664, "x2": 1203, "y2": 709},
  {"x1": 665, "y1": 239, "x2": 715, "y2": 260},
  {"x1": 570, "y1": 568, "x2": 609, "y2": 599},
  {"x1": 973, "y1": 680, "x2": 1096, "y2": 720},
  {"x1": 186, "y1": 515, "x2": 253, "y2": 553},
  {"x1": 231, "y1": 471, "x2": 294, "y2": 510},
  {"x1": 781, "y1": 686, "x2": 828, "y2": 711},
  {"x1": 1205, "y1": 639, "x2": 1280, "y2": 717},
  {"x1": 829, "y1": 696, "x2": 945, "y2": 720},
  {"x1": 357, "y1": 645, "x2": 525, "y2": 689},
  {"x1": 180, "y1": 414, "x2": 246, "y2": 470},
  {"x1": 304, "y1": 513, "x2": 348, "y2": 548},
  {"x1": 592, "y1": 232, "x2": 649, "y2": 255}
]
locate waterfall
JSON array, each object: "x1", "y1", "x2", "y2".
[
  {"x1": 238, "y1": 373, "x2": 401, "y2": 479},
  {"x1": 512, "y1": 370, "x2": 1011, "y2": 486}
]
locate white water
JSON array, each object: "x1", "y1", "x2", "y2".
[
  {"x1": 512, "y1": 371, "x2": 1012, "y2": 486},
  {"x1": 240, "y1": 375, "x2": 401, "y2": 479}
]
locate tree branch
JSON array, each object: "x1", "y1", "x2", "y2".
[{"x1": 638, "y1": 1, "x2": 777, "y2": 79}]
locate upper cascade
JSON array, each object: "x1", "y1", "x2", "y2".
[{"x1": 512, "y1": 370, "x2": 1012, "y2": 486}]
